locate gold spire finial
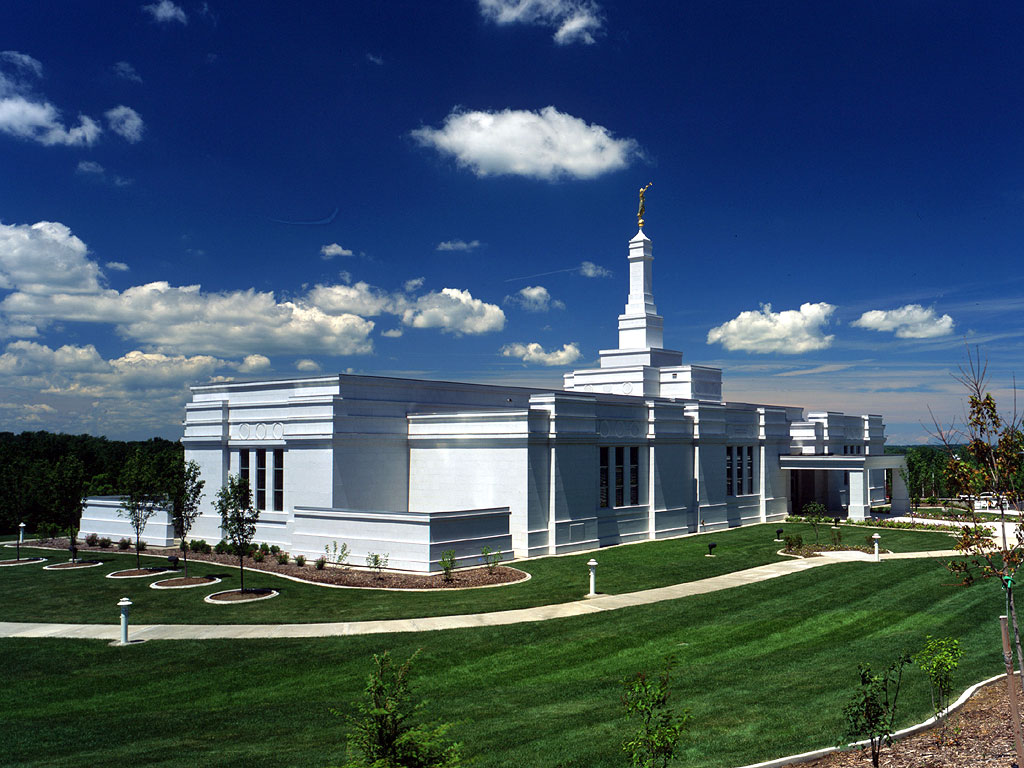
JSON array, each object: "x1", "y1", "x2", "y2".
[{"x1": 637, "y1": 182, "x2": 653, "y2": 228}]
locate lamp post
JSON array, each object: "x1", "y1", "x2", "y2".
[
  {"x1": 118, "y1": 597, "x2": 132, "y2": 645},
  {"x1": 872, "y1": 532, "x2": 881, "y2": 562},
  {"x1": 774, "y1": 528, "x2": 784, "y2": 542},
  {"x1": 706, "y1": 542, "x2": 717, "y2": 557},
  {"x1": 17, "y1": 521, "x2": 25, "y2": 561},
  {"x1": 587, "y1": 559, "x2": 598, "y2": 597}
]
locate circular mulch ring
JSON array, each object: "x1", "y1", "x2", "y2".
[
  {"x1": 204, "y1": 588, "x2": 279, "y2": 604},
  {"x1": 43, "y1": 560, "x2": 102, "y2": 570},
  {"x1": 151, "y1": 575, "x2": 222, "y2": 589},
  {"x1": 106, "y1": 568, "x2": 175, "y2": 579},
  {"x1": 0, "y1": 557, "x2": 47, "y2": 567}
]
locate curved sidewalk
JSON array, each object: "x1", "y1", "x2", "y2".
[{"x1": 0, "y1": 549, "x2": 960, "y2": 642}]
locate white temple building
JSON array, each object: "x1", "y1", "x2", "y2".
[{"x1": 82, "y1": 224, "x2": 909, "y2": 571}]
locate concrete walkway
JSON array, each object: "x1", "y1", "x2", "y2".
[{"x1": 0, "y1": 548, "x2": 961, "y2": 642}]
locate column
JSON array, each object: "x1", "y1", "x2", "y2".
[
  {"x1": 890, "y1": 463, "x2": 910, "y2": 515},
  {"x1": 848, "y1": 469, "x2": 870, "y2": 521}
]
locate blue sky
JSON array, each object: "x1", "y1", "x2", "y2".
[{"x1": 1, "y1": 0, "x2": 1023, "y2": 443}]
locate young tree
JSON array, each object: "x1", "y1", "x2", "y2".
[
  {"x1": 621, "y1": 656, "x2": 690, "y2": 768},
  {"x1": 168, "y1": 460, "x2": 204, "y2": 578},
  {"x1": 841, "y1": 655, "x2": 910, "y2": 768},
  {"x1": 118, "y1": 448, "x2": 163, "y2": 569},
  {"x1": 332, "y1": 650, "x2": 462, "y2": 768},
  {"x1": 215, "y1": 474, "x2": 259, "y2": 593},
  {"x1": 914, "y1": 636, "x2": 962, "y2": 742}
]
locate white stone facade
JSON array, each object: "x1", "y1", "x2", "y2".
[{"x1": 156, "y1": 226, "x2": 909, "y2": 572}]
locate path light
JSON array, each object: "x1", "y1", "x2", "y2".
[
  {"x1": 775, "y1": 528, "x2": 784, "y2": 542},
  {"x1": 832, "y1": 517, "x2": 841, "y2": 529},
  {"x1": 118, "y1": 597, "x2": 132, "y2": 646},
  {"x1": 17, "y1": 521, "x2": 25, "y2": 560},
  {"x1": 872, "y1": 532, "x2": 881, "y2": 562},
  {"x1": 707, "y1": 542, "x2": 717, "y2": 558},
  {"x1": 587, "y1": 559, "x2": 598, "y2": 597}
]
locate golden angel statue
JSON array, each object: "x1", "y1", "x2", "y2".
[{"x1": 637, "y1": 182, "x2": 653, "y2": 228}]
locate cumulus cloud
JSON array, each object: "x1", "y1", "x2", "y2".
[
  {"x1": 0, "y1": 51, "x2": 43, "y2": 78},
  {"x1": 105, "y1": 105, "x2": 144, "y2": 143},
  {"x1": 113, "y1": 61, "x2": 143, "y2": 83},
  {"x1": 0, "y1": 221, "x2": 103, "y2": 296},
  {"x1": 105, "y1": 261, "x2": 129, "y2": 272},
  {"x1": 296, "y1": 359, "x2": 321, "y2": 372},
  {"x1": 706, "y1": 302, "x2": 836, "y2": 353},
  {"x1": 478, "y1": 0, "x2": 603, "y2": 45},
  {"x1": 501, "y1": 341, "x2": 581, "y2": 366},
  {"x1": 436, "y1": 239, "x2": 481, "y2": 252},
  {"x1": 579, "y1": 260, "x2": 611, "y2": 278},
  {"x1": 403, "y1": 277, "x2": 425, "y2": 293},
  {"x1": 851, "y1": 304, "x2": 955, "y2": 339},
  {"x1": 412, "y1": 106, "x2": 638, "y2": 180},
  {"x1": 77, "y1": 160, "x2": 104, "y2": 174},
  {"x1": 143, "y1": 1, "x2": 187, "y2": 24},
  {"x1": 320, "y1": 242, "x2": 353, "y2": 260},
  {"x1": 381, "y1": 328, "x2": 403, "y2": 338},
  {"x1": 505, "y1": 285, "x2": 564, "y2": 312},
  {"x1": 402, "y1": 288, "x2": 505, "y2": 334},
  {"x1": 238, "y1": 354, "x2": 271, "y2": 373}
]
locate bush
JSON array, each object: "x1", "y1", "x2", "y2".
[
  {"x1": 829, "y1": 528, "x2": 843, "y2": 547},
  {"x1": 259, "y1": 542, "x2": 270, "y2": 554},
  {"x1": 621, "y1": 655, "x2": 689, "y2": 768},
  {"x1": 295, "y1": 554, "x2": 306, "y2": 567},
  {"x1": 481, "y1": 545, "x2": 502, "y2": 574},
  {"x1": 98, "y1": 537, "x2": 112, "y2": 549},
  {"x1": 253, "y1": 551, "x2": 265, "y2": 563},
  {"x1": 366, "y1": 552, "x2": 389, "y2": 578},
  {"x1": 277, "y1": 552, "x2": 290, "y2": 565},
  {"x1": 117, "y1": 537, "x2": 131, "y2": 550},
  {"x1": 915, "y1": 636, "x2": 962, "y2": 739},
  {"x1": 325, "y1": 540, "x2": 350, "y2": 567},
  {"x1": 270, "y1": 544, "x2": 280, "y2": 555},
  {"x1": 85, "y1": 532, "x2": 99, "y2": 546},
  {"x1": 36, "y1": 522, "x2": 62, "y2": 541},
  {"x1": 440, "y1": 549, "x2": 456, "y2": 582},
  {"x1": 784, "y1": 534, "x2": 803, "y2": 551},
  {"x1": 190, "y1": 539, "x2": 208, "y2": 553},
  {"x1": 136, "y1": 540, "x2": 147, "y2": 552},
  {"x1": 315, "y1": 555, "x2": 327, "y2": 570},
  {"x1": 214, "y1": 540, "x2": 228, "y2": 555},
  {"x1": 842, "y1": 655, "x2": 910, "y2": 767}
]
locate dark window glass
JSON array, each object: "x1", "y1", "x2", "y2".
[
  {"x1": 256, "y1": 449, "x2": 266, "y2": 510},
  {"x1": 273, "y1": 449, "x2": 284, "y2": 511},
  {"x1": 629, "y1": 446, "x2": 639, "y2": 506},
  {"x1": 746, "y1": 446, "x2": 754, "y2": 495},
  {"x1": 615, "y1": 446, "x2": 624, "y2": 508},
  {"x1": 726, "y1": 446, "x2": 733, "y2": 496},
  {"x1": 239, "y1": 449, "x2": 250, "y2": 487},
  {"x1": 599, "y1": 447, "x2": 609, "y2": 508}
]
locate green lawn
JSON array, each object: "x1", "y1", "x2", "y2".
[
  {"x1": 0, "y1": 556, "x2": 1009, "y2": 768},
  {"x1": 0, "y1": 524, "x2": 958, "y2": 624}
]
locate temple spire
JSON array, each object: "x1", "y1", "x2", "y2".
[{"x1": 637, "y1": 182, "x2": 653, "y2": 229}]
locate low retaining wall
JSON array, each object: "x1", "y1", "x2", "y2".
[{"x1": 79, "y1": 496, "x2": 175, "y2": 547}]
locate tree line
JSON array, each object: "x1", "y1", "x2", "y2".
[{"x1": 0, "y1": 430, "x2": 184, "y2": 534}]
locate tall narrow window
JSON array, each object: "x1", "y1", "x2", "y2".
[
  {"x1": 273, "y1": 449, "x2": 284, "y2": 511},
  {"x1": 629, "y1": 446, "x2": 640, "y2": 506},
  {"x1": 726, "y1": 446, "x2": 734, "y2": 496},
  {"x1": 239, "y1": 448, "x2": 250, "y2": 488},
  {"x1": 255, "y1": 449, "x2": 267, "y2": 510},
  {"x1": 615, "y1": 447, "x2": 625, "y2": 508},
  {"x1": 599, "y1": 447, "x2": 609, "y2": 508},
  {"x1": 746, "y1": 446, "x2": 754, "y2": 495}
]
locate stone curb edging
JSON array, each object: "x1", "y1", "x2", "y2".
[
  {"x1": 151, "y1": 576, "x2": 223, "y2": 590},
  {"x1": 249, "y1": 566, "x2": 532, "y2": 592},
  {"x1": 106, "y1": 569, "x2": 175, "y2": 579},
  {"x1": 42, "y1": 561, "x2": 102, "y2": 570},
  {"x1": 204, "y1": 589, "x2": 279, "y2": 605},
  {"x1": 0, "y1": 557, "x2": 47, "y2": 567},
  {"x1": 732, "y1": 671, "x2": 1009, "y2": 768}
]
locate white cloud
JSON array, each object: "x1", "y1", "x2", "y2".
[
  {"x1": 402, "y1": 288, "x2": 505, "y2": 334},
  {"x1": 580, "y1": 260, "x2": 611, "y2": 278},
  {"x1": 0, "y1": 221, "x2": 103, "y2": 296},
  {"x1": 505, "y1": 285, "x2": 564, "y2": 312},
  {"x1": 0, "y1": 51, "x2": 43, "y2": 79},
  {"x1": 308, "y1": 281, "x2": 400, "y2": 317},
  {"x1": 403, "y1": 277, "x2": 425, "y2": 293},
  {"x1": 105, "y1": 261, "x2": 129, "y2": 272},
  {"x1": 143, "y1": 1, "x2": 188, "y2": 24},
  {"x1": 706, "y1": 302, "x2": 836, "y2": 353},
  {"x1": 366, "y1": 53, "x2": 383, "y2": 65},
  {"x1": 381, "y1": 328, "x2": 403, "y2": 338},
  {"x1": 478, "y1": 0, "x2": 603, "y2": 45},
  {"x1": 113, "y1": 61, "x2": 143, "y2": 83},
  {"x1": 105, "y1": 105, "x2": 144, "y2": 143},
  {"x1": 296, "y1": 359, "x2": 321, "y2": 372},
  {"x1": 321, "y1": 242, "x2": 354, "y2": 260},
  {"x1": 851, "y1": 304, "x2": 955, "y2": 339},
  {"x1": 238, "y1": 354, "x2": 271, "y2": 373},
  {"x1": 436, "y1": 239, "x2": 481, "y2": 252},
  {"x1": 77, "y1": 160, "x2": 104, "y2": 174},
  {"x1": 412, "y1": 106, "x2": 638, "y2": 180},
  {"x1": 0, "y1": 96, "x2": 102, "y2": 146},
  {"x1": 501, "y1": 341, "x2": 581, "y2": 366}
]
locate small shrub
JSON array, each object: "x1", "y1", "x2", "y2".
[
  {"x1": 98, "y1": 537, "x2": 112, "y2": 549},
  {"x1": 214, "y1": 539, "x2": 228, "y2": 555},
  {"x1": 784, "y1": 534, "x2": 803, "y2": 551},
  {"x1": 270, "y1": 544, "x2": 280, "y2": 555},
  {"x1": 190, "y1": 539, "x2": 208, "y2": 553},
  {"x1": 621, "y1": 655, "x2": 690, "y2": 768},
  {"x1": 915, "y1": 636, "x2": 962, "y2": 739},
  {"x1": 259, "y1": 542, "x2": 270, "y2": 554},
  {"x1": 366, "y1": 552, "x2": 389, "y2": 578},
  {"x1": 85, "y1": 532, "x2": 100, "y2": 546},
  {"x1": 481, "y1": 545, "x2": 502, "y2": 573},
  {"x1": 829, "y1": 528, "x2": 843, "y2": 546},
  {"x1": 315, "y1": 555, "x2": 327, "y2": 570},
  {"x1": 117, "y1": 537, "x2": 131, "y2": 550},
  {"x1": 842, "y1": 654, "x2": 910, "y2": 768},
  {"x1": 136, "y1": 540, "x2": 147, "y2": 552},
  {"x1": 253, "y1": 551, "x2": 265, "y2": 563},
  {"x1": 277, "y1": 552, "x2": 289, "y2": 565},
  {"x1": 325, "y1": 540, "x2": 350, "y2": 567},
  {"x1": 295, "y1": 554, "x2": 306, "y2": 567},
  {"x1": 440, "y1": 549, "x2": 456, "y2": 582},
  {"x1": 36, "y1": 522, "x2": 62, "y2": 541}
]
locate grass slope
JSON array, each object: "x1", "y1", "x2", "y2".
[
  {"x1": 0, "y1": 524, "x2": 957, "y2": 624},
  {"x1": 0, "y1": 556, "x2": 1010, "y2": 768}
]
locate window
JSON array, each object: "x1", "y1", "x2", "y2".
[
  {"x1": 746, "y1": 446, "x2": 754, "y2": 495},
  {"x1": 255, "y1": 449, "x2": 267, "y2": 510},
  {"x1": 239, "y1": 448, "x2": 250, "y2": 487},
  {"x1": 727, "y1": 445, "x2": 756, "y2": 496},
  {"x1": 726, "y1": 446, "x2": 734, "y2": 496},
  {"x1": 599, "y1": 445, "x2": 640, "y2": 508},
  {"x1": 273, "y1": 449, "x2": 284, "y2": 511}
]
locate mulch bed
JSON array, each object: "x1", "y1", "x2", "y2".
[
  {"x1": 207, "y1": 588, "x2": 276, "y2": 602},
  {"x1": 154, "y1": 576, "x2": 218, "y2": 587},
  {"x1": 797, "y1": 677, "x2": 1022, "y2": 768},
  {"x1": 45, "y1": 560, "x2": 102, "y2": 569},
  {"x1": 43, "y1": 537, "x2": 527, "y2": 589},
  {"x1": 108, "y1": 567, "x2": 173, "y2": 578}
]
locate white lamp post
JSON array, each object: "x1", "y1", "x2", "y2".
[
  {"x1": 17, "y1": 521, "x2": 25, "y2": 561},
  {"x1": 872, "y1": 532, "x2": 881, "y2": 562},
  {"x1": 587, "y1": 558, "x2": 598, "y2": 597},
  {"x1": 118, "y1": 597, "x2": 132, "y2": 645}
]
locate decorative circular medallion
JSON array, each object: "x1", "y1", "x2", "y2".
[
  {"x1": 255, "y1": 423, "x2": 267, "y2": 439},
  {"x1": 599, "y1": 420, "x2": 610, "y2": 436},
  {"x1": 237, "y1": 423, "x2": 250, "y2": 439},
  {"x1": 615, "y1": 421, "x2": 625, "y2": 437},
  {"x1": 623, "y1": 382, "x2": 633, "y2": 394},
  {"x1": 631, "y1": 423, "x2": 642, "y2": 437},
  {"x1": 272, "y1": 422, "x2": 284, "y2": 439}
]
